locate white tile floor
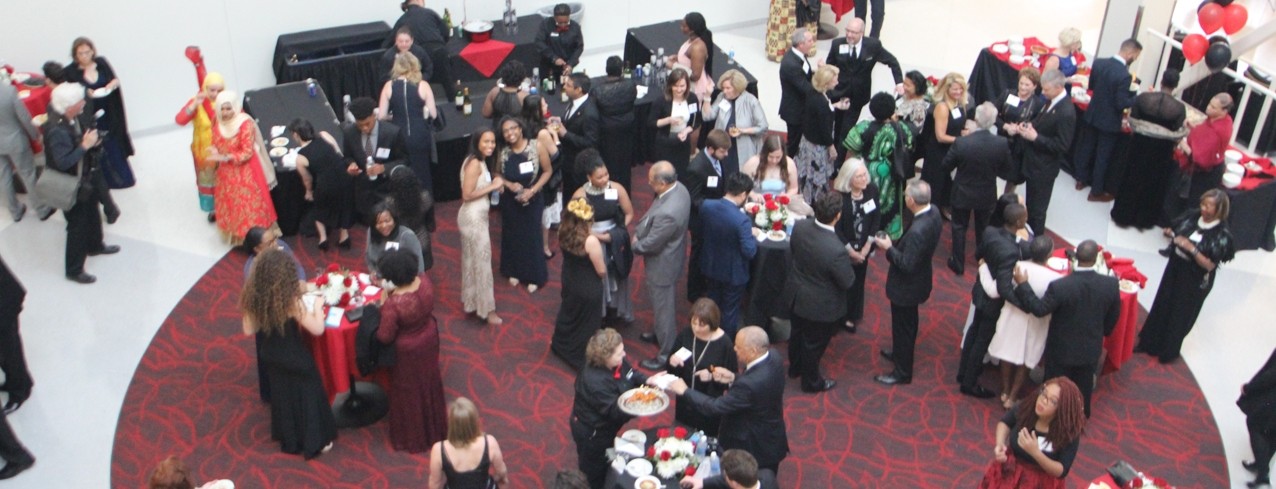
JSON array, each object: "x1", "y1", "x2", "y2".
[{"x1": 1, "y1": 2, "x2": 1274, "y2": 487}]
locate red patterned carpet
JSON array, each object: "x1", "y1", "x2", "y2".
[{"x1": 111, "y1": 169, "x2": 1227, "y2": 488}]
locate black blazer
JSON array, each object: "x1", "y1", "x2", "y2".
[
  {"x1": 1082, "y1": 57, "x2": 1136, "y2": 132},
  {"x1": 701, "y1": 469, "x2": 779, "y2": 489},
  {"x1": 778, "y1": 48, "x2": 814, "y2": 123},
  {"x1": 973, "y1": 226, "x2": 1027, "y2": 310},
  {"x1": 785, "y1": 219, "x2": 857, "y2": 322},
  {"x1": 534, "y1": 18, "x2": 584, "y2": 68},
  {"x1": 341, "y1": 120, "x2": 406, "y2": 170},
  {"x1": 885, "y1": 207, "x2": 942, "y2": 306},
  {"x1": 825, "y1": 37, "x2": 903, "y2": 103},
  {"x1": 559, "y1": 96, "x2": 601, "y2": 193},
  {"x1": 680, "y1": 351, "x2": 789, "y2": 470},
  {"x1": 1020, "y1": 97, "x2": 1076, "y2": 182},
  {"x1": 685, "y1": 149, "x2": 736, "y2": 224},
  {"x1": 378, "y1": 45, "x2": 433, "y2": 86},
  {"x1": 800, "y1": 89, "x2": 837, "y2": 146},
  {"x1": 941, "y1": 130, "x2": 1010, "y2": 210},
  {"x1": 591, "y1": 77, "x2": 638, "y2": 131},
  {"x1": 994, "y1": 89, "x2": 1046, "y2": 132},
  {"x1": 386, "y1": 5, "x2": 448, "y2": 48},
  {"x1": 835, "y1": 184, "x2": 881, "y2": 251},
  {"x1": 1238, "y1": 347, "x2": 1276, "y2": 422},
  {"x1": 648, "y1": 93, "x2": 702, "y2": 137},
  {"x1": 570, "y1": 361, "x2": 648, "y2": 434},
  {"x1": 0, "y1": 253, "x2": 24, "y2": 315},
  {"x1": 1015, "y1": 270, "x2": 1121, "y2": 367}
]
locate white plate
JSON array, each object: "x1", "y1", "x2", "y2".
[
  {"x1": 269, "y1": 147, "x2": 288, "y2": 158},
  {"x1": 270, "y1": 137, "x2": 289, "y2": 147},
  {"x1": 11, "y1": 73, "x2": 30, "y2": 84},
  {"x1": 991, "y1": 44, "x2": 1009, "y2": 54},
  {"x1": 634, "y1": 475, "x2": 662, "y2": 489},
  {"x1": 618, "y1": 387, "x2": 669, "y2": 417},
  {"x1": 1119, "y1": 279, "x2": 1139, "y2": 294},
  {"x1": 767, "y1": 230, "x2": 787, "y2": 241},
  {"x1": 1046, "y1": 257, "x2": 1069, "y2": 271},
  {"x1": 625, "y1": 458, "x2": 653, "y2": 478},
  {"x1": 1245, "y1": 162, "x2": 1264, "y2": 173},
  {"x1": 621, "y1": 429, "x2": 647, "y2": 445},
  {"x1": 90, "y1": 87, "x2": 113, "y2": 99}
]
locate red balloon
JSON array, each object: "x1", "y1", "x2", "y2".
[
  {"x1": 1198, "y1": 3, "x2": 1225, "y2": 33},
  {"x1": 1182, "y1": 34, "x2": 1208, "y2": 64},
  {"x1": 1223, "y1": 4, "x2": 1248, "y2": 35}
]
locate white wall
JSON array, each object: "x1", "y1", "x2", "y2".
[{"x1": 0, "y1": 0, "x2": 765, "y2": 134}]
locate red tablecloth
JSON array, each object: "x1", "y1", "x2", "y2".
[
  {"x1": 1236, "y1": 153, "x2": 1275, "y2": 191},
  {"x1": 305, "y1": 288, "x2": 390, "y2": 403},
  {"x1": 459, "y1": 39, "x2": 516, "y2": 78},
  {"x1": 1088, "y1": 473, "x2": 1120, "y2": 488},
  {"x1": 823, "y1": 0, "x2": 856, "y2": 21},
  {"x1": 8, "y1": 72, "x2": 49, "y2": 154},
  {"x1": 1049, "y1": 248, "x2": 1140, "y2": 374}
]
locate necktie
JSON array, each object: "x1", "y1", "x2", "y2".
[
  {"x1": 566, "y1": 101, "x2": 577, "y2": 120},
  {"x1": 711, "y1": 158, "x2": 722, "y2": 176},
  {"x1": 364, "y1": 133, "x2": 374, "y2": 160},
  {"x1": 851, "y1": 45, "x2": 858, "y2": 61}
]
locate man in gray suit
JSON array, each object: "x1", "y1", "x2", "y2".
[
  {"x1": 0, "y1": 83, "x2": 52, "y2": 222},
  {"x1": 785, "y1": 192, "x2": 857, "y2": 392},
  {"x1": 633, "y1": 161, "x2": 691, "y2": 370}
]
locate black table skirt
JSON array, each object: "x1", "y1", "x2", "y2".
[
  {"x1": 745, "y1": 237, "x2": 792, "y2": 326},
  {"x1": 601, "y1": 427, "x2": 719, "y2": 489},
  {"x1": 273, "y1": 22, "x2": 391, "y2": 110},
  {"x1": 1228, "y1": 179, "x2": 1276, "y2": 252},
  {"x1": 446, "y1": 15, "x2": 542, "y2": 82},
  {"x1": 622, "y1": 20, "x2": 759, "y2": 98},
  {"x1": 967, "y1": 49, "x2": 1019, "y2": 107}
]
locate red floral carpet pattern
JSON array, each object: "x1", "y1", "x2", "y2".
[{"x1": 112, "y1": 169, "x2": 1227, "y2": 488}]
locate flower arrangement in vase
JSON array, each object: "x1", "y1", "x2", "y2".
[
  {"x1": 745, "y1": 193, "x2": 792, "y2": 240},
  {"x1": 645, "y1": 427, "x2": 700, "y2": 480},
  {"x1": 313, "y1": 264, "x2": 362, "y2": 308}
]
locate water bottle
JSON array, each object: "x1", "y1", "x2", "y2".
[
  {"x1": 307, "y1": 79, "x2": 317, "y2": 98},
  {"x1": 693, "y1": 433, "x2": 707, "y2": 459},
  {"x1": 708, "y1": 452, "x2": 720, "y2": 476},
  {"x1": 728, "y1": 48, "x2": 736, "y2": 65}
]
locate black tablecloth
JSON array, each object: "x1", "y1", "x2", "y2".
[
  {"x1": 622, "y1": 20, "x2": 760, "y2": 97},
  {"x1": 601, "y1": 427, "x2": 720, "y2": 489},
  {"x1": 446, "y1": 15, "x2": 543, "y2": 82},
  {"x1": 1228, "y1": 179, "x2": 1276, "y2": 252},
  {"x1": 745, "y1": 237, "x2": 792, "y2": 327},
  {"x1": 967, "y1": 48, "x2": 1019, "y2": 107},
  {"x1": 430, "y1": 76, "x2": 660, "y2": 202},
  {"x1": 273, "y1": 22, "x2": 391, "y2": 111},
  {"x1": 244, "y1": 81, "x2": 343, "y2": 237}
]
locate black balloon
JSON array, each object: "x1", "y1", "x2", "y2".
[
  {"x1": 1202, "y1": 0, "x2": 1235, "y2": 6},
  {"x1": 1205, "y1": 42, "x2": 1232, "y2": 72}
]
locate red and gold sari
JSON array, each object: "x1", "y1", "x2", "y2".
[{"x1": 212, "y1": 90, "x2": 277, "y2": 245}]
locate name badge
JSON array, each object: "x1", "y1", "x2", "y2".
[
  {"x1": 951, "y1": 107, "x2": 962, "y2": 120},
  {"x1": 385, "y1": 241, "x2": 400, "y2": 251},
  {"x1": 519, "y1": 161, "x2": 535, "y2": 174},
  {"x1": 1005, "y1": 94, "x2": 1021, "y2": 107},
  {"x1": 717, "y1": 100, "x2": 731, "y2": 113},
  {"x1": 604, "y1": 188, "x2": 618, "y2": 200},
  {"x1": 839, "y1": 44, "x2": 849, "y2": 55},
  {"x1": 707, "y1": 176, "x2": 719, "y2": 188},
  {"x1": 688, "y1": 103, "x2": 698, "y2": 114},
  {"x1": 862, "y1": 199, "x2": 877, "y2": 214},
  {"x1": 375, "y1": 147, "x2": 390, "y2": 159},
  {"x1": 550, "y1": 32, "x2": 560, "y2": 37}
]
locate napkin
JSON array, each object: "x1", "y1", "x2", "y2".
[
  {"x1": 271, "y1": 125, "x2": 286, "y2": 138},
  {"x1": 280, "y1": 150, "x2": 299, "y2": 169},
  {"x1": 636, "y1": 85, "x2": 649, "y2": 98},
  {"x1": 648, "y1": 372, "x2": 677, "y2": 389},
  {"x1": 614, "y1": 437, "x2": 645, "y2": 457}
]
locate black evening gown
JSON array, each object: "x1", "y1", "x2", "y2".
[
  {"x1": 498, "y1": 143, "x2": 547, "y2": 286},
  {"x1": 1110, "y1": 134, "x2": 1178, "y2": 229},
  {"x1": 1138, "y1": 213, "x2": 1236, "y2": 362},
  {"x1": 66, "y1": 56, "x2": 135, "y2": 189},
  {"x1": 388, "y1": 79, "x2": 436, "y2": 192},
  {"x1": 299, "y1": 139, "x2": 354, "y2": 230},
  {"x1": 259, "y1": 318, "x2": 337, "y2": 457},
  {"x1": 922, "y1": 103, "x2": 966, "y2": 208},
  {"x1": 551, "y1": 251, "x2": 603, "y2": 370},
  {"x1": 668, "y1": 328, "x2": 737, "y2": 436}
]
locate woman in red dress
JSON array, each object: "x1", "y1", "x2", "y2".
[
  {"x1": 209, "y1": 91, "x2": 278, "y2": 245},
  {"x1": 375, "y1": 249, "x2": 448, "y2": 453}
]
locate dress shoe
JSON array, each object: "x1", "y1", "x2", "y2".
[
  {"x1": 874, "y1": 372, "x2": 911, "y2": 385},
  {"x1": 11, "y1": 205, "x2": 25, "y2": 222},
  {"x1": 879, "y1": 348, "x2": 894, "y2": 362},
  {"x1": 66, "y1": 273, "x2": 96, "y2": 284},
  {"x1": 1086, "y1": 192, "x2": 1115, "y2": 203},
  {"x1": 104, "y1": 207, "x2": 120, "y2": 224},
  {"x1": 1243, "y1": 460, "x2": 1263, "y2": 474},
  {"x1": 207, "y1": 212, "x2": 216, "y2": 223},
  {"x1": 1075, "y1": 181, "x2": 1088, "y2": 191},
  {"x1": 639, "y1": 356, "x2": 668, "y2": 371},
  {"x1": 947, "y1": 256, "x2": 965, "y2": 275},
  {"x1": 37, "y1": 207, "x2": 55, "y2": 221},
  {"x1": 0, "y1": 459, "x2": 33, "y2": 480},
  {"x1": 317, "y1": 240, "x2": 330, "y2": 251},
  {"x1": 844, "y1": 321, "x2": 857, "y2": 334},
  {"x1": 2, "y1": 398, "x2": 23, "y2": 414},
  {"x1": 639, "y1": 333, "x2": 658, "y2": 345},
  {"x1": 1247, "y1": 477, "x2": 1270, "y2": 489},
  {"x1": 801, "y1": 379, "x2": 836, "y2": 393},
  {"x1": 88, "y1": 245, "x2": 120, "y2": 256},
  {"x1": 1158, "y1": 247, "x2": 1172, "y2": 258},
  {"x1": 961, "y1": 385, "x2": 998, "y2": 399}
]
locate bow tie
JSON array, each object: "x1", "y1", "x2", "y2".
[{"x1": 556, "y1": 25, "x2": 570, "y2": 33}]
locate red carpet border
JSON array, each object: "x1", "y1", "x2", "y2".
[{"x1": 111, "y1": 168, "x2": 1227, "y2": 488}]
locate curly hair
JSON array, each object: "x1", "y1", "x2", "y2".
[
  {"x1": 558, "y1": 198, "x2": 594, "y2": 256},
  {"x1": 147, "y1": 456, "x2": 195, "y2": 489},
  {"x1": 1014, "y1": 377, "x2": 1086, "y2": 450},
  {"x1": 388, "y1": 166, "x2": 433, "y2": 233},
  {"x1": 585, "y1": 328, "x2": 623, "y2": 368},
  {"x1": 240, "y1": 248, "x2": 302, "y2": 337}
]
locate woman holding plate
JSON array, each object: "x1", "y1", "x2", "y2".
[
  {"x1": 570, "y1": 328, "x2": 649, "y2": 489},
  {"x1": 66, "y1": 37, "x2": 134, "y2": 196},
  {"x1": 664, "y1": 298, "x2": 736, "y2": 436}
]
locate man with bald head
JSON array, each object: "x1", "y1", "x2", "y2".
[
  {"x1": 664, "y1": 326, "x2": 789, "y2": 473},
  {"x1": 825, "y1": 17, "x2": 902, "y2": 160},
  {"x1": 633, "y1": 162, "x2": 692, "y2": 369}
]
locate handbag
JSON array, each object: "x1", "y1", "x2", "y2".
[
  {"x1": 34, "y1": 159, "x2": 83, "y2": 212},
  {"x1": 889, "y1": 121, "x2": 915, "y2": 181}
]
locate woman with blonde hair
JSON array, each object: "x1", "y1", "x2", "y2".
[
  {"x1": 832, "y1": 157, "x2": 880, "y2": 332},
  {"x1": 428, "y1": 397, "x2": 510, "y2": 489},
  {"x1": 921, "y1": 72, "x2": 969, "y2": 218},
  {"x1": 1043, "y1": 28, "x2": 1083, "y2": 78},
  {"x1": 209, "y1": 90, "x2": 278, "y2": 245},
  {"x1": 378, "y1": 51, "x2": 438, "y2": 191},
  {"x1": 795, "y1": 64, "x2": 851, "y2": 206},
  {"x1": 240, "y1": 249, "x2": 335, "y2": 459},
  {"x1": 703, "y1": 69, "x2": 768, "y2": 170},
  {"x1": 550, "y1": 198, "x2": 607, "y2": 370}
]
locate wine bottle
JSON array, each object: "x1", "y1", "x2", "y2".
[
  {"x1": 454, "y1": 80, "x2": 464, "y2": 110},
  {"x1": 462, "y1": 87, "x2": 472, "y2": 116}
]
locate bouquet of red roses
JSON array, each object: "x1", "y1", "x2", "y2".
[
  {"x1": 744, "y1": 193, "x2": 792, "y2": 234},
  {"x1": 645, "y1": 427, "x2": 699, "y2": 479},
  {"x1": 315, "y1": 264, "x2": 361, "y2": 308}
]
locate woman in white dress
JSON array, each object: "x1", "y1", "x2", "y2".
[{"x1": 986, "y1": 236, "x2": 1060, "y2": 409}]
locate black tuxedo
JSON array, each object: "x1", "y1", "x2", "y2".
[
  {"x1": 680, "y1": 351, "x2": 789, "y2": 471},
  {"x1": 1074, "y1": 56, "x2": 1136, "y2": 195},
  {"x1": 341, "y1": 120, "x2": 406, "y2": 224},
  {"x1": 785, "y1": 219, "x2": 856, "y2": 388},
  {"x1": 1016, "y1": 269, "x2": 1120, "y2": 416},
  {"x1": 885, "y1": 207, "x2": 942, "y2": 378},
  {"x1": 1239, "y1": 347, "x2": 1276, "y2": 480},
  {"x1": 0, "y1": 254, "x2": 32, "y2": 467},
  {"x1": 957, "y1": 226, "x2": 1025, "y2": 389},
  {"x1": 942, "y1": 129, "x2": 1011, "y2": 265},
  {"x1": 825, "y1": 36, "x2": 902, "y2": 153},
  {"x1": 701, "y1": 469, "x2": 779, "y2": 489},
  {"x1": 684, "y1": 149, "x2": 736, "y2": 301},
  {"x1": 558, "y1": 96, "x2": 600, "y2": 198},
  {"x1": 779, "y1": 48, "x2": 814, "y2": 156},
  {"x1": 1020, "y1": 96, "x2": 1076, "y2": 235}
]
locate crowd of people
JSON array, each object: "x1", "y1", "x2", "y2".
[{"x1": 3, "y1": 2, "x2": 1274, "y2": 488}]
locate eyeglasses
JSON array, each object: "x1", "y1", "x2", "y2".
[{"x1": 1038, "y1": 392, "x2": 1059, "y2": 407}]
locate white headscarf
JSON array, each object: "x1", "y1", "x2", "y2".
[{"x1": 214, "y1": 90, "x2": 253, "y2": 139}]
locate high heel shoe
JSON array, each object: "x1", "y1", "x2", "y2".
[
  {"x1": 317, "y1": 240, "x2": 330, "y2": 251},
  {"x1": 485, "y1": 313, "x2": 504, "y2": 326},
  {"x1": 337, "y1": 238, "x2": 351, "y2": 250}
]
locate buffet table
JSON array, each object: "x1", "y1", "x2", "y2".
[
  {"x1": 967, "y1": 37, "x2": 1086, "y2": 106},
  {"x1": 272, "y1": 22, "x2": 391, "y2": 111},
  {"x1": 446, "y1": 14, "x2": 543, "y2": 81},
  {"x1": 1228, "y1": 154, "x2": 1276, "y2": 252},
  {"x1": 622, "y1": 20, "x2": 760, "y2": 98}
]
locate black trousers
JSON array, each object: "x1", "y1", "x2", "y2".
[
  {"x1": 571, "y1": 417, "x2": 613, "y2": 489},
  {"x1": 950, "y1": 207, "x2": 991, "y2": 265},
  {"x1": 0, "y1": 310, "x2": 32, "y2": 404},
  {"x1": 785, "y1": 122, "x2": 803, "y2": 157},
  {"x1": 686, "y1": 227, "x2": 706, "y2": 303},
  {"x1": 846, "y1": 259, "x2": 868, "y2": 322},
  {"x1": 64, "y1": 181, "x2": 106, "y2": 277},
  {"x1": 890, "y1": 303, "x2": 919, "y2": 377},
  {"x1": 0, "y1": 410, "x2": 32, "y2": 466},
  {"x1": 788, "y1": 312, "x2": 839, "y2": 388},
  {"x1": 1247, "y1": 414, "x2": 1276, "y2": 479},
  {"x1": 833, "y1": 103, "x2": 865, "y2": 162},
  {"x1": 1025, "y1": 174, "x2": 1055, "y2": 238},
  {"x1": 1045, "y1": 362, "x2": 1096, "y2": 418},
  {"x1": 855, "y1": 0, "x2": 886, "y2": 38},
  {"x1": 958, "y1": 302, "x2": 1001, "y2": 388},
  {"x1": 1072, "y1": 123, "x2": 1120, "y2": 195}
]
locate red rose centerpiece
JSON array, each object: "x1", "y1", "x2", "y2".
[
  {"x1": 318, "y1": 264, "x2": 363, "y2": 308},
  {"x1": 648, "y1": 427, "x2": 699, "y2": 479},
  {"x1": 744, "y1": 193, "x2": 793, "y2": 239}
]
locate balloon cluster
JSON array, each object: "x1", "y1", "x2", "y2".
[{"x1": 1182, "y1": 0, "x2": 1249, "y2": 73}]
